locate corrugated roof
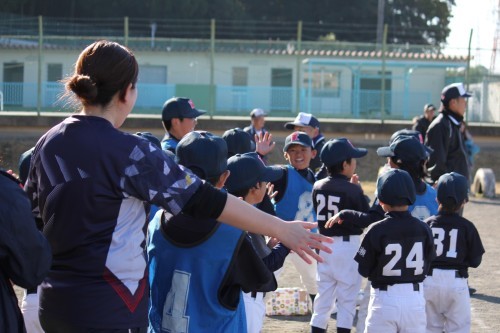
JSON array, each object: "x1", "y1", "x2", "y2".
[{"x1": 0, "y1": 38, "x2": 468, "y2": 62}]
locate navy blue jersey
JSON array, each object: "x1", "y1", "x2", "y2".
[
  {"x1": 426, "y1": 212, "x2": 485, "y2": 277},
  {"x1": 313, "y1": 174, "x2": 370, "y2": 236},
  {"x1": 355, "y1": 211, "x2": 435, "y2": 288},
  {"x1": 25, "y1": 115, "x2": 202, "y2": 328}
]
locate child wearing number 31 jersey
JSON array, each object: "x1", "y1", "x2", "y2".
[{"x1": 424, "y1": 172, "x2": 485, "y2": 333}]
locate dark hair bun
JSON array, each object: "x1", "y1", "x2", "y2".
[{"x1": 67, "y1": 74, "x2": 98, "y2": 103}]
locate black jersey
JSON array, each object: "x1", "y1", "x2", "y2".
[
  {"x1": 313, "y1": 174, "x2": 370, "y2": 236},
  {"x1": 425, "y1": 212, "x2": 485, "y2": 277},
  {"x1": 355, "y1": 211, "x2": 435, "y2": 288}
]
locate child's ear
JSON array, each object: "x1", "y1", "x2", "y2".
[
  {"x1": 215, "y1": 170, "x2": 231, "y2": 189},
  {"x1": 311, "y1": 148, "x2": 317, "y2": 159},
  {"x1": 283, "y1": 151, "x2": 290, "y2": 161}
]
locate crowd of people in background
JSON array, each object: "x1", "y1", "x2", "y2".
[{"x1": 0, "y1": 40, "x2": 485, "y2": 333}]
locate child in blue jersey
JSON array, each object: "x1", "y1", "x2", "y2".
[
  {"x1": 424, "y1": 172, "x2": 485, "y2": 333},
  {"x1": 148, "y1": 132, "x2": 277, "y2": 333},
  {"x1": 272, "y1": 131, "x2": 319, "y2": 302},
  {"x1": 225, "y1": 152, "x2": 290, "y2": 333},
  {"x1": 310, "y1": 138, "x2": 369, "y2": 333}
]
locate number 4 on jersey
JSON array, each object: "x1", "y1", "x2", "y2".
[{"x1": 162, "y1": 270, "x2": 191, "y2": 333}]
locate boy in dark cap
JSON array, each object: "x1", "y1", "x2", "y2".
[
  {"x1": 424, "y1": 172, "x2": 484, "y2": 333},
  {"x1": 160, "y1": 97, "x2": 205, "y2": 154},
  {"x1": 272, "y1": 131, "x2": 319, "y2": 303},
  {"x1": 147, "y1": 132, "x2": 277, "y2": 333},
  {"x1": 310, "y1": 138, "x2": 369, "y2": 333},
  {"x1": 285, "y1": 112, "x2": 325, "y2": 174},
  {"x1": 426, "y1": 82, "x2": 471, "y2": 185},
  {"x1": 225, "y1": 152, "x2": 289, "y2": 333},
  {"x1": 354, "y1": 169, "x2": 435, "y2": 333}
]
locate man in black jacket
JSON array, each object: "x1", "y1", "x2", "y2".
[
  {"x1": 0, "y1": 169, "x2": 51, "y2": 333},
  {"x1": 425, "y1": 83, "x2": 471, "y2": 185}
]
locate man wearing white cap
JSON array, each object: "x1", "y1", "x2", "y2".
[
  {"x1": 244, "y1": 108, "x2": 269, "y2": 143},
  {"x1": 425, "y1": 82, "x2": 471, "y2": 185}
]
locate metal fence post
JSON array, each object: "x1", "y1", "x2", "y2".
[
  {"x1": 295, "y1": 21, "x2": 302, "y2": 114},
  {"x1": 37, "y1": 15, "x2": 43, "y2": 116},
  {"x1": 209, "y1": 19, "x2": 215, "y2": 119},
  {"x1": 124, "y1": 17, "x2": 129, "y2": 47}
]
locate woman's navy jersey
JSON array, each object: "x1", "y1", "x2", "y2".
[
  {"x1": 25, "y1": 115, "x2": 201, "y2": 328},
  {"x1": 355, "y1": 211, "x2": 436, "y2": 288},
  {"x1": 425, "y1": 212, "x2": 485, "y2": 277}
]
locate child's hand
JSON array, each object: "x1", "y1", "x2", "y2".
[
  {"x1": 255, "y1": 132, "x2": 276, "y2": 156},
  {"x1": 266, "y1": 183, "x2": 278, "y2": 199},
  {"x1": 267, "y1": 237, "x2": 280, "y2": 248},
  {"x1": 325, "y1": 212, "x2": 343, "y2": 228},
  {"x1": 350, "y1": 173, "x2": 360, "y2": 185}
]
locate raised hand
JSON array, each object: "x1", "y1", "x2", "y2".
[
  {"x1": 325, "y1": 212, "x2": 343, "y2": 229},
  {"x1": 255, "y1": 132, "x2": 276, "y2": 156}
]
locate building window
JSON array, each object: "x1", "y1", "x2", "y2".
[
  {"x1": 232, "y1": 67, "x2": 248, "y2": 86},
  {"x1": 139, "y1": 65, "x2": 167, "y2": 84},
  {"x1": 47, "y1": 64, "x2": 63, "y2": 82},
  {"x1": 303, "y1": 68, "x2": 340, "y2": 97}
]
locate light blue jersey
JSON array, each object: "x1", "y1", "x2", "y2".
[{"x1": 147, "y1": 212, "x2": 247, "y2": 333}]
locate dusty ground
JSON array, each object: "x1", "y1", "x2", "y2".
[{"x1": 262, "y1": 192, "x2": 500, "y2": 332}]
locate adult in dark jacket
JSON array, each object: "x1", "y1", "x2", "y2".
[
  {"x1": 425, "y1": 83, "x2": 471, "y2": 184},
  {"x1": 0, "y1": 169, "x2": 51, "y2": 333}
]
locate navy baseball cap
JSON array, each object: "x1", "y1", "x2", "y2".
[
  {"x1": 377, "y1": 135, "x2": 430, "y2": 163},
  {"x1": 284, "y1": 112, "x2": 320, "y2": 129},
  {"x1": 225, "y1": 152, "x2": 283, "y2": 193},
  {"x1": 377, "y1": 169, "x2": 416, "y2": 206},
  {"x1": 250, "y1": 108, "x2": 267, "y2": 118},
  {"x1": 437, "y1": 172, "x2": 469, "y2": 206},
  {"x1": 161, "y1": 97, "x2": 206, "y2": 121},
  {"x1": 18, "y1": 147, "x2": 34, "y2": 184},
  {"x1": 389, "y1": 129, "x2": 424, "y2": 144},
  {"x1": 320, "y1": 138, "x2": 367, "y2": 166},
  {"x1": 441, "y1": 83, "x2": 472, "y2": 103},
  {"x1": 283, "y1": 131, "x2": 313, "y2": 152},
  {"x1": 222, "y1": 128, "x2": 256, "y2": 157},
  {"x1": 134, "y1": 132, "x2": 161, "y2": 149},
  {"x1": 176, "y1": 131, "x2": 227, "y2": 180}
]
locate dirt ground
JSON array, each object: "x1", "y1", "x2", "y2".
[{"x1": 262, "y1": 193, "x2": 500, "y2": 332}]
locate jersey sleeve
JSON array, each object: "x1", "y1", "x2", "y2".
[
  {"x1": 354, "y1": 228, "x2": 379, "y2": 278},
  {"x1": 426, "y1": 120, "x2": 449, "y2": 182},
  {"x1": 120, "y1": 140, "x2": 202, "y2": 215},
  {"x1": 465, "y1": 222, "x2": 485, "y2": 268}
]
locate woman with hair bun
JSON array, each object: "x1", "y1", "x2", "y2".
[{"x1": 24, "y1": 40, "x2": 331, "y2": 332}]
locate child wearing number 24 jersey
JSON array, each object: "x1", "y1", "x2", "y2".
[{"x1": 354, "y1": 169, "x2": 436, "y2": 333}]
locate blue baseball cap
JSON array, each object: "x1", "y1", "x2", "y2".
[
  {"x1": 283, "y1": 131, "x2": 313, "y2": 152},
  {"x1": 437, "y1": 172, "x2": 469, "y2": 206},
  {"x1": 284, "y1": 112, "x2": 320, "y2": 129},
  {"x1": 226, "y1": 152, "x2": 283, "y2": 193},
  {"x1": 176, "y1": 131, "x2": 227, "y2": 180},
  {"x1": 134, "y1": 132, "x2": 161, "y2": 149},
  {"x1": 162, "y1": 97, "x2": 206, "y2": 121},
  {"x1": 222, "y1": 128, "x2": 256, "y2": 157},
  {"x1": 377, "y1": 135, "x2": 430, "y2": 163},
  {"x1": 320, "y1": 138, "x2": 367, "y2": 166},
  {"x1": 377, "y1": 169, "x2": 416, "y2": 206},
  {"x1": 389, "y1": 129, "x2": 423, "y2": 144}
]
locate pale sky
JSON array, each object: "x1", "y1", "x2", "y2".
[{"x1": 445, "y1": 0, "x2": 499, "y2": 72}]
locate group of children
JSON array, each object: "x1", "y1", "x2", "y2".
[
  {"x1": 146, "y1": 122, "x2": 484, "y2": 333},
  {"x1": 15, "y1": 115, "x2": 484, "y2": 333}
]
